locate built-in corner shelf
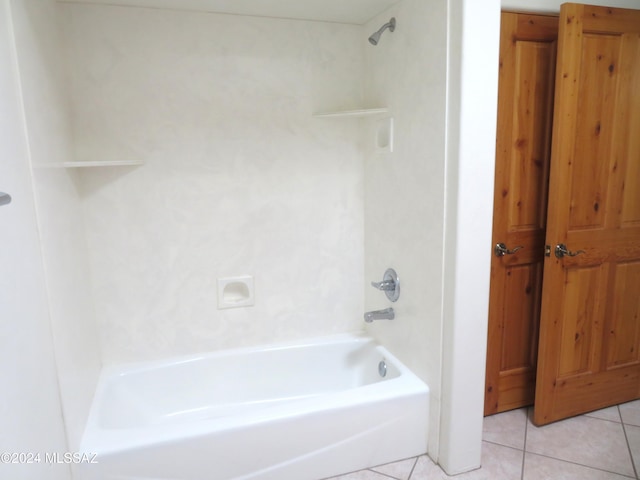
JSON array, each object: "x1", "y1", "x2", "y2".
[
  {"x1": 62, "y1": 160, "x2": 143, "y2": 168},
  {"x1": 313, "y1": 106, "x2": 394, "y2": 153},
  {"x1": 34, "y1": 160, "x2": 144, "y2": 169},
  {"x1": 312, "y1": 107, "x2": 389, "y2": 118}
]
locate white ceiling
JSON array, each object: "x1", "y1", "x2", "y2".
[{"x1": 59, "y1": 0, "x2": 402, "y2": 25}]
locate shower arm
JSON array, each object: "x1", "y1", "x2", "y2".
[{"x1": 368, "y1": 17, "x2": 396, "y2": 46}]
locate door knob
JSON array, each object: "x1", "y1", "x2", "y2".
[
  {"x1": 554, "y1": 244, "x2": 585, "y2": 259},
  {"x1": 0, "y1": 192, "x2": 11, "y2": 206},
  {"x1": 494, "y1": 243, "x2": 524, "y2": 257}
]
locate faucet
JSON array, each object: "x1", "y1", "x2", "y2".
[{"x1": 364, "y1": 307, "x2": 395, "y2": 323}]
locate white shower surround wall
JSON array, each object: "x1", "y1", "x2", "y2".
[
  {"x1": 0, "y1": 2, "x2": 71, "y2": 478},
  {"x1": 10, "y1": 0, "x2": 102, "y2": 451},
  {"x1": 363, "y1": 0, "x2": 447, "y2": 461},
  {"x1": 62, "y1": 4, "x2": 366, "y2": 363}
]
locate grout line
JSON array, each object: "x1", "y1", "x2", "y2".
[
  {"x1": 521, "y1": 407, "x2": 530, "y2": 480},
  {"x1": 482, "y1": 439, "x2": 525, "y2": 452},
  {"x1": 367, "y1": 455, "x2": 420, "y2": 480},
  {"x1": 525, "y1": 405, "x2": 636, "y2": 479},
  {"x1": 524, "y1": 451, "x2": 636, "y2": 479},
  {"x1": 366, "y1": 469, "x2": 402, "y2": 480},
  {"x1": 582, "y1": 415, "x2": 625, "y2": 425},
  {"x1": 483, "y1": 405, "x2": 639, "y2": 480},
  {"x1": 406, "y1": 456, "x2": 419, "y2": 479},
  {"x1": 524, "y1": 404, "x2": 638, "y2": 479},
  {"x1": 619, "y1": 405, "x2": 639, "y2": 480}
]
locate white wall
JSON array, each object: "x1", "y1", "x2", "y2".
[
  {"x1": 61, "y1": 3, "x2": 366, "y2": 364},
  {"x1": 439, "y1": 0, "x2": 500, "y2": 473},
  {"x1": 363, "y1": 0, "x2": 447, "y2": 461},
  {"x1": 10, "y1": 0, "x2": 102, "y2": 450},
  {"x1": 0, "y1": 1, "x2": 70, "y2": 478}
]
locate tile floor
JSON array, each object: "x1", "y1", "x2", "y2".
[{"x1": 325, "y1": 399, "x2": 640, "y2": 480}]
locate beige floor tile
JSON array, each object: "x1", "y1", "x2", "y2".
[
  {"x1": 584, "y1": 405, "x2": 621, "y2": 423},
  {"x1": 526, "y1": 415, "x2": 635, "y2": 477},
  {"x1": 409, "y1": 442, "x2": 522, "y2": 480},
  {"x1": 370, "y1": 457, "x2": 417, "y2": 480},
  {"x1": 620, "y1": 399, "x2": 640, "y2": 427},
  {"x1": 324, "y1": 469, "x2": 397, "y2": 480},
  {"x1": 625, "y1": 423, "x2": 640, "y2": 475},
  {"x1": 523, "y1": 453, "x2": 634, "y2": 480},
  {"x1": 483, "y1": 407, "x2": 528, "y2": 449},
  {"x1": 407, "y1": 454, "x2": 450, "y2": 479}
]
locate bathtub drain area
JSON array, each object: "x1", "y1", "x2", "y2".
[{"x1": 378, "y1": 360, "x2": 387, "y2": 378}]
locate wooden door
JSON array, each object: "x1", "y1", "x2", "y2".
[
  {"x1": 485, "y1": 12, "x2": 559, "y2": 415},
  {"x1": 534, "y1": 3, "x2": 640, "y2": 425}
]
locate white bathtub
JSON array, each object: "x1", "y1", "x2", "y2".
[{"x1": 79, "y1": 333, "x2": 429, "y2": 480}]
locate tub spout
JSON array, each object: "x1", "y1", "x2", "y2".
[{"x1": 364, "y1": 307, "x2": 395, "y2": 323}]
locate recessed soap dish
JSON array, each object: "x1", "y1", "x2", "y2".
[
  {"x1": 375, "y1": 117, "x2": 394, "y2": 153},
  {"x1": 217, "y1": 276, "x2": 254, "y2": 309}
]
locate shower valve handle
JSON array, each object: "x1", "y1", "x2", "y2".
[
  {"x1": 0, "y1": 192, "x2": 11, "y2": 206},
  {"x1": 370, "y1": 268, "x2": 400, "y2": 302},
  {"x1": 371, "y1": 280, "x2": 395, "y2": 291}
]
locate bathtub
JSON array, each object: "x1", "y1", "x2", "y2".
[{"x1": 79, "y1": 333, "x2": 429, "y2": 480}]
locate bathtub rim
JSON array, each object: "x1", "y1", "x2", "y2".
[
  {"x1": 80, "y1": 331, "x2": 429, "y2": 456},
  {"x1": 98, "y1": 331, "x2": 386, "y2": 378}
]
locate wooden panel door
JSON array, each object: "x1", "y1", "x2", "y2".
[
  {"x1": 534, "y1": 3, "x2": 640, "y2": 425},
  {"x1": 485, "y1": 12, "x2": 558, "y2": 415}
]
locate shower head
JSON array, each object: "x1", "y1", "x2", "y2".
[{"x1": 368, "y1": 17, "x2": 396, "y2": 46}]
